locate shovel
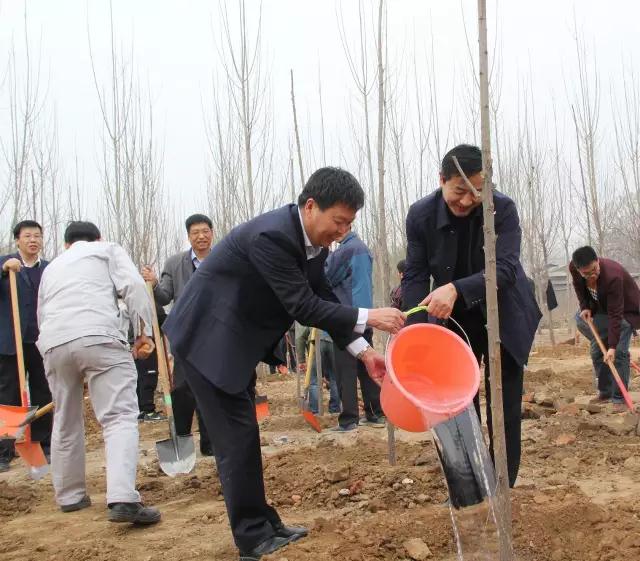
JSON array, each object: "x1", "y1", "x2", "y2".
[
  {"x1": 587, "y1": 318, "x2": 635, "y2": 411},
  {"x1": 146, "y1": 282, "x2": 195, "y2": 476},
  {"x1": 300, "y1": 328, "x2": 322, "y2": 433},
  {"x1": 8, "y1": 271, "x2": 49, "y2": 479}
]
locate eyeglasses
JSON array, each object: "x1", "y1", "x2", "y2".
[
  {"x1": 578, "y1": 265, "x2": 598, "y2": 278},
  {"x1": 189, "y1": 228, "x2": 212, "y2": 237}
]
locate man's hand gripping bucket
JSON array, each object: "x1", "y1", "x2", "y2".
[{"x1": 381, "y1": 306, "x2": 480, "y2": 432}]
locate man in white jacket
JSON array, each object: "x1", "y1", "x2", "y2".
[{"x1": 37, "y1": 221, "x2": 160, "y2": 524}]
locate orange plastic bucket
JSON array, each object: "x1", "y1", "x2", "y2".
[{"x1": 381, "y1": 323, "x2": 480, "y2": 432}]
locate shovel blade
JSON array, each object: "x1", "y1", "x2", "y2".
[
  {"x1": 302, "y1": 409, "x2": 322, "y2": 433},
  {"x1": 0, "y1": 405, "x2": 38, "y2": 439},
  {"x1": 29, "y1": 463, "x2": 51, "y2": 480},
  {"x1": 255, "y1": 395, "x2": 270, "y2": 422},
  {"x1": 15, "y1": 440, "x2": 49, "y2": 479},
  {"x1": 156, "y1": 434, "x2": 196, "y2": 477}
]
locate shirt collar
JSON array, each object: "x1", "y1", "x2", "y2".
[
  {"x1": 436, "y1": 194, "x2": 481, "y2": 230},
  {"x1": 190, "y1": 248, "x2": 209, "y2": 269},
  {"x1": 297, "y1": 207, "x2": 322, "y2": 260},
  {"x1": 17, "y1": 251, "x2": 41, "y2": 268}
]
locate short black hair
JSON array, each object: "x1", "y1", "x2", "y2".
[
  {"x1": 297, "y1": 167, "x2": 365, "y2": 211},
  {"x1": 64, "y1": 221, "x2": 101, "y2": 244},
  {"x1": 440, "y1": 144, "x2": 483, "y2": 181},
  {"x1": 397, "y1": 259, "x2": 407, "y2": 274},
  {"x1": 185, "y1": 214, "x2": 213, "y2": 233},
  {"x1": 13, "y1": 220, "x2": 42, "y2": 239},
  {"x1": 572, "y1": 246, "x2": 598, "y2": 268}
]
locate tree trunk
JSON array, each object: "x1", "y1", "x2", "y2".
[
  {"x1": 290, "y1": 70, "x2": 305, "y2": 188},
  {"x1": 477, "y1": 1, "x2": 514, "y2": 559}
]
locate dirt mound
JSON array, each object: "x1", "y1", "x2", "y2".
[
  {"x1": 136, "y1": 463, "x2": 222, "y2": 504},
  {"x1": 267, "y1": 506, "x2": 459, "y2": 561},
  {"x1": 512, "y1": 487, "x2": 640, "y2": 561},
  {"x1": 532, "y1": 343, "x2": 590, "y2": 359},
  {"x1": 0, "y1": 480, "x2": 40, "y2": 518},
  {"x1": 263, "y1": 436, "x2": 447, "y2": 512}
]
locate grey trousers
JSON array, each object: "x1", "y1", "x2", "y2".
[{"x1": 43, "y1": 336, "x2": 141, "y2": 506}]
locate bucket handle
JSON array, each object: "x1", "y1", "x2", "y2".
[{"x1": 404, "y1": 306, "x2": 472, "y2": 349}]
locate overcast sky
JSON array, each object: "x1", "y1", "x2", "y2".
[{"x1": 1, "y1": 0, "x2": 638, "y2": 228}]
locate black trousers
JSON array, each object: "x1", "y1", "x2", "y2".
[
  {"x1": 333, "y1": 330, "x2": 382, "y2": 427},
  {"x1": 451, "y1": 318, "x2": 523, "y2": 487},
  {"x1": 0, "y1": 344, "x2": 53, "y2": 461},
  {"x1": 135, "y1": 353, "x2": 159, "y2": 413},
  {"x1": 184, "y1": 363, "x2": 281, "y2": 552},
  {"x1": 171, "y1": 357, "x2": 211, "y2": 453}
]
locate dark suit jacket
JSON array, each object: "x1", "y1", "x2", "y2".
[
  {"x1": 163, "y1": 204, "x2": 360, "y2": 394},
  {"x1": 570, "y1": 258, "x2": 640, "y2": 348},
  {"x1": 0, "y1": 253, "x2": 49, "y2": 355},
  {"x1": 402, "y1": 189, "x2": 541, "y2": 367}
]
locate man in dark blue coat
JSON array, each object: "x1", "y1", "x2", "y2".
[
  {"x1": 163, "y1": 167, "x2": 405, "y2": 560},
  {"x1": 0, "y1": 220, "x2": 52, "y2": 472},
  {"x1": 325, "y1": 230, "x2": 384, "y2": 430},
  {"x1": 402, "y1": 144, "x2": 541, "y2": 487}
]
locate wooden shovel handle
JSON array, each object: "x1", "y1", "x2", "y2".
[
  {"x1": 32, "y1": 402, "x2": 54, "y2": 421},
  {"x1": 8, "y1": 271, "x2": 28, "y2": 406},
  {"x1": 303, "y1": 328, "x2": 317, "y2": 390},
  {"x1": 145, "y1": 282, "x2": 173, "y2": 417}
]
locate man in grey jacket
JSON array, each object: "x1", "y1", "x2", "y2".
[
  {"x1": 37, "y1": 221, "x2": 160, "y2": 524},
  {"x1": 141, "y1": 213, "x2": 213, "y2": 455}
]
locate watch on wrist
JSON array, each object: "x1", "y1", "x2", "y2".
[{"x1": 356, "y1": 344, "x2": 372, "y2": 360}]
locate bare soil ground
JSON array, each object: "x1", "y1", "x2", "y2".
[{"x1": 2, "y1": 335, "x2": 640, "y2": 561}]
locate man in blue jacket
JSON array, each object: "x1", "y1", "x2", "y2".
[
  {"x1": 163, "y1": 167, "x2": 405, "y2": 560},
  {"x1": 402, "y1": 144, "x2": 541, "y2": 487},
  {"x1": 326, "y1": 230, "x2": 384, "y2": 430},
  {"x1": 0, "y1": 220, "x2": 52, "y2": 472}
]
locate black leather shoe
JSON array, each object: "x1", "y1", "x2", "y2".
[
  {"x1": 273, "y1": 522, "x2": 308, "y2": 541},
  {"x1": 108, "y1": 502, "x2": 161, "y2": 525},
  {"x1": 60, "y1": 495, "x2": 92, "y2": 513},
  {"x1": 200, "y1": 446, "x2": 215, "y2": 457},
  {"x1": 238, "y1": 535, "x2": 295, "y2": 560}
]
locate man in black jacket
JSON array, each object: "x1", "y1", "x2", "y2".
[
  {"x1": 0, "y1": 220, "x2": 52, "y2": 472},
  {"x1": 164, "y1": 167, "x2": 405, "y2": 560},
  {"x1": 402, "y1": 144, "x2": 541, "y2": 487}
]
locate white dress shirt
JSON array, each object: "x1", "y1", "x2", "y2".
[
  {"x1": 297, "y1": 208, "x2": 369, "y2": 357},
  {"x1": 190, "y1": 248, "x2": 211, "y2": 269},
  {"x1": 37, "y1": 241, "x2": 154, "y2": 354}
]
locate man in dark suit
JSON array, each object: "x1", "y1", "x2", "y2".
[
  {"x1": 402, "y1": 144, "x2": 541, "y2": 487},
  {"x1": 142, "y1": 214, "x2": 213, "y2": 455},
  {"x1": 0, "y1": 220, "x2": 52, "y2": 472},
  {"x1": 163, "y1": 168, "x2": 405, "y2": 560},
  {"x1": 570, "y1": 246, "x2": 640, "y2": 412}
]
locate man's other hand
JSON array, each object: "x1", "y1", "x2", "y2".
[
  {"x1": 141, "y1": 266, "x2": 158, "y2": 286},
  {"x1": 133, "y1": 335, "x2": 155, "y2": 359},
  {"x1": 2, "y1": 258, "x2": 22, "y2": 273},
  {"x1": 604, "y1": 348, "x2": 616, "y2": 364},
  {"x1": 579, "y1": 309, "x2": 592, "y2": 322},
  {"x1": 359, "y1": 348, "x2": 387, "y2": 386},
  {"x1": 367, "y1": 307, "x2": 406, "y2": 334},
  {"x1": 420, "y1": 283, "x2": 458, "y2": 319}
]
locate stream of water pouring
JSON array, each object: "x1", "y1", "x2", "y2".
[{"x1": 428, "y1": 406, "x2": 513, "y2": 560}]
